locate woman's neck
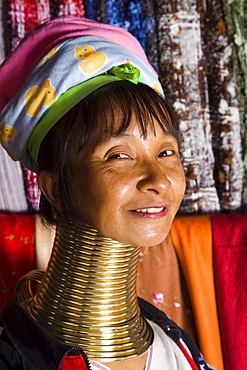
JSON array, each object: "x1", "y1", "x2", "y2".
[{"x1": 26, "y1": 219, "x2": 153, "y2": 362}]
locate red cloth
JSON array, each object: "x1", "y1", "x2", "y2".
[
  {"x1": 60, "y1": 355, "x2": 88, "y2": 369},
  {"x1": 0, "y1": 214, "x2": 35, "y2": 316},
  {"x1": 212, "y1": 214, "x2": 247, "y2": 370}
]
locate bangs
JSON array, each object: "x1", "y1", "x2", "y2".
[{"x1": 69, "y1": 81, "x2": 180, "y2": 155}]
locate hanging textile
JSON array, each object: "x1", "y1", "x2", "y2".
[
  {"x1": 6, "y1": 0, "x2": 51, "y2": 52},
  {"x1": 50, "y1": 0, "x2": 85, "y2": 19},
  {"x1": 212, "y1": 213, "x2": 247, "y2": 370},
  {"x1": 0, "y1": 147, "x2": 28, "y2": 212},
  {"x1": 0, "y1": 1, "x2": 6, "y2": 63},
  {"x1": 154, "y1": 0, "x2": 221, "y2": 214},
  {"x1": 198, "y1": 0, "x2": 244, "y2": 211},
  {"x1": 170, "y1": 215, "x2": 224, "y2": 370},
  {"x1": 0, "y1": 213, "x2": 35, "y2": 317},
  {"x1": 0, "y1": 2, "x2": 29, "y2": 213},
  {"x1": 221, "y1": 0, "x2": 247, "y2": 208}
]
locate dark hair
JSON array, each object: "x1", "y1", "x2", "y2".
[{"x1": 38, "y1": 80, "x2": 180, "y2": 225}]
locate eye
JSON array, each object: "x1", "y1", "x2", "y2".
[
  {"x1": 158, "y1": 150, "x2": 174, "y2": 158},
  {"x1": 108, "y1": 153, "x2": 130, "y2": 160}
]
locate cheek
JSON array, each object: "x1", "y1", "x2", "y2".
[
  {"x1": 85, "y1": 171, "x2": 133, "y2": 215},
  {"x1": 86, "y1": 178, "x2": 133, "y2": 234},
  {"x1": 177, "y1": 166, "x2": 186, "y2": 188},
  {"x1": 178, "y1": 177, "x2": 186, "y2": 203},
  {"x1": 171, "y1": 166, "x2": 186, "y2": 201},
  {"x1": 98, "y1": 175, "x2": 133, "y2": 212}
]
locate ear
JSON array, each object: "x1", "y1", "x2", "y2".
[{"x1": 38, "y1": 170, "x2": 61, "y2": 211}]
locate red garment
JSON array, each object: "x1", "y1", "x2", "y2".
[
  {"x1": 0, "y1": 214, "x2": 35, "y2": 316},
  {"x1": 60, "y1": 355, "x2": 88, "y2": 369},
  {"x1": 212, "y1": 214, "x2": 247, "y2": 370}
]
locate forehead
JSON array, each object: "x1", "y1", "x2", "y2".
[
  {"x1": 107, "y1": 114, "x2": 173, "y2": 139},
  {"x1": 68, "y1": 81, "x2": 180, "y2": 157},
  {"x1": 87, "y1": 114, "x2": 175, "y2": 153},
  {"x1": 94, "y1": 100, "x2": 177, "y2": 139}
]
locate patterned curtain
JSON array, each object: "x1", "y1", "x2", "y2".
[
  {"x1": 154, "y1": 0, "x2": 245, "y2": 214},
  {"x1": 1, "y1": 0, "x2": 246, "y2": 215}
]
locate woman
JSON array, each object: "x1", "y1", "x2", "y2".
[{"x1": 0, "y1": 16, "x2": 211, "y2": 370}]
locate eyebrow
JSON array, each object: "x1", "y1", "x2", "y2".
[{"x1": 110, "y1": 129, "x2": 177, "y2": 140}]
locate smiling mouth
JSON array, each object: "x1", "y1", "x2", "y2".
[{"x1": 134, "y1": 207, "x2": 165, "y2": 213}]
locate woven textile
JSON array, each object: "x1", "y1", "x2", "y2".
[
  {"x1": 154, "y1": 0, "x2": 244, "y2": 214},
  {"x1": 4, "y1": 0, "x2": 85, "y2": 212},
  {"x1": 0, "y1": 1, "x2": 5, "y2": 64},
  {"x1": 199, "y1": 0, "x2": 244, "y2": 211},
  {"x1": 0, "y1": 1, "x2": 28, "y2": 213},
  {"x1": 155, "y1": 0, "x2": 221, "y2": 214},
  {"x1": 0, "y1": 147, "x2": 28, "y2": 212},
  {"x1": 6, "y1": 0, "x2": 51, "y2": 52},
  {"x1": 221, "y1": 0, "x2": 247, "y2": 207}
]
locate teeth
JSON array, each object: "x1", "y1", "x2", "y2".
[{"x1": 135, "y1": 207, "x2": 164, "y2": 213}]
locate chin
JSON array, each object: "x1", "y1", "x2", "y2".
[
  {"x1": 102, "y1": 223, "x2": 171, "y2": 248},
  {"x1": 126, "y1": 231, "x2": 170, "y2": 248}
]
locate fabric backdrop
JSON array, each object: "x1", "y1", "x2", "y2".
[{"x1": 0, "y1": 0, "x2": 246, "y2": 215}]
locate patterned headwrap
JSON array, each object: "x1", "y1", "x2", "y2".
[{"x1": 0, "y1": 16, "x2": 163, "y2": 173}]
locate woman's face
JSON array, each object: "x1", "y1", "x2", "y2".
[{"x1": 72, "y1": 118, "x2": 185, "y2": 247}]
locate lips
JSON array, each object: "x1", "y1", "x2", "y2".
[{"x1": 129, "y1": 206, "x2": 167, "y2": 219}]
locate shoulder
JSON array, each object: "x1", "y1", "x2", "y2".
[
  {"x1": 0, "y1": 328, "x2": 23, "y2": 369},
  {"x1": 0, "y1": 300, "x2": 64, "y2": 369},
  {"x1": 138, "y1": 297, "x2": 214, "y2": 370}
]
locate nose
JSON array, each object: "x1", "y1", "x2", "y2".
[{"x1": 136, "y1": 161, "x2": 171, "y2": 194}]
